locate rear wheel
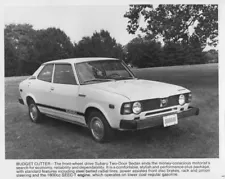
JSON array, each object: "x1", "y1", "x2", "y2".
[
  {"x1": 28, "y1": 99, "x2": 42, "y2": 123},
  {"x1": 88, "y1": 110, "x2": 114, "y2": 143}
]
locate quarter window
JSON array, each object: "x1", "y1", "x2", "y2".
[
  {"x1": 37, "y1": 64, "x2": 54, "y2": 82},
  {"x1": 53, "y1": 64, "x2": 77, "y2": 85}
]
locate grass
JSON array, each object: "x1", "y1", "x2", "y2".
[{"x1": 5, "y1": 64, "x2": 218, "y2": 159}]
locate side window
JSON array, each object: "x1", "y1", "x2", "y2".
[
  {"x1": 37, "y1": 64, "x2": 54, "y2": 82},
  {"x1": 53, "y1": 64, "x2": 77, "y2": 85}
]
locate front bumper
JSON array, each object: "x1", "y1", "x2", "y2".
[
  {"x1": 18, "y1": 98, "x2": 24, "y2": 105},
  {"x1": 120, "y1": 106, "x2": 199, "y2": 130}
]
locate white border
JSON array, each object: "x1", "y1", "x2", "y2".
[{"x1": 1, "y1": 0, "x2": 224, "y2": 179}]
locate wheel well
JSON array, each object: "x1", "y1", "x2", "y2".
[
  {"x1": 84, "y1": 107, "x2": 104, "y2": 125},
  {"x1": 26, "y1": 96, "x2": 34, "y2": 105}
]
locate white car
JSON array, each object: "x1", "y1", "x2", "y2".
[{"x1": 18, "y1": 57, "x2": 199, "y2": 142}]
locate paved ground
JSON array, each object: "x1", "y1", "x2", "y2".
[{"x1": 5, "y1": 64, "x2": 218, "y2": 159}]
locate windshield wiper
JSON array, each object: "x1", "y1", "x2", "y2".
[
  {"x1": 114, "y1": 77, "x2": 135, "y2": 80},
  {"x1": 83, "y1": 78, "x2": 114, "y2": 84}
]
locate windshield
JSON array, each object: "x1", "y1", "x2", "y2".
[{"x1": 75, "y1": 60, "x2": 135, "y2": 84}]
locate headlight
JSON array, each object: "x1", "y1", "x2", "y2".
[
  {"x1": 132, "y1": 102, "x2": 142, "y2": 114},
  {"x1": 179, "y1": 94, "x2": 185, "y2": 105}
]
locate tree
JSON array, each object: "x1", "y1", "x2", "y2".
[
  {"x1": 126, "y1": 33, "x2": 208, "y2": 68},
  {"x1": 4, "y1": 24, "x2": 36, "y2": 75},
  {"x1": 33, "y1": 27, "x2": 74, "y2": 64},
  {"x1": 203, "y1": 49, "x2": 218, "y2": 63},
  {"x1": 188, "y1": 34, "x2": 205, "y2": 64},
  {"x1": 74, "y1": 30, "x2": 124, "y2": 59},
  {"x1": 126, "y1": 35, "x2": 163, "y2": 68},
  {"x1": 5, "y1": 35, "x2": 17, "y2": 76},
  {"x1": 124, "y1": 5, "x2": 218, "y2": 49},
  {"x1": 4, "y1": 24, "x2": 74, "y2": 76}
]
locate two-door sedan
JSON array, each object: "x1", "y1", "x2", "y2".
[{"x1": 18, "y1": 57, "x2": 199, "y2": 142}]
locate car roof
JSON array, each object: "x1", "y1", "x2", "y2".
[{"x1": 43, "y1": 57, "x2": 119, "y2": 65}]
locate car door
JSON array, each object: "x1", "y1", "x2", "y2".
[
  {"x1": 31, "y1": 64, "x2": 54, "y2": 109},
  {"x1": 49, "y1": 63, "x2": 86, "y2": 125}
]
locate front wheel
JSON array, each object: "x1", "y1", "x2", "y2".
[
  {"x1": 88, "y1": 111, "x2": 114, "y2": 143},
  {"x1": 28, "y1": 100, "x2": 42, "y2": 123}
]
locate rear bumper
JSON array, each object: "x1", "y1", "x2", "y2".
[
  {"x1": 18, "y1": 98, "x2": 24, "y2": 105},
  {"x1": 120, "y1": 106, "x2": 199, "y2": 130}
]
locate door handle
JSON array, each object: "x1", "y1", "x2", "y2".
[{"x1": 50, "y1": 87, "x2": 54, "y2": 91}]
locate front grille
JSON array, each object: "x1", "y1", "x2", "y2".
[
  {"x1": 141, "y1": 98, "x2": 160, "y2": 112},
  {"x1": 141, "y1": 93, "x2": 189, "y2": 112},
  {"x1": 145, "y1": 108, "x2": 174, "y2": 116}
]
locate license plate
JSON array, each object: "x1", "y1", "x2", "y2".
[{"x1": 163, "y1": 114, "x2": 178, "y2": 127}]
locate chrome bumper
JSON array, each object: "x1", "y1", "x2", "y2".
[{"x1": 120, "y1": 106, "x2": 199, "y2": 130}]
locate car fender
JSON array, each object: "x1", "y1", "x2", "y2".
[
  {"x1": 84, "y1": 102, "x2": 117, "y2": 128},
  {"x1": 25, "y1": 93, "x2": 38, "y2": 106}
]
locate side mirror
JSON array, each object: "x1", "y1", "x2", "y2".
[{"x1": 29, "y1": 76, "x2": 36, "y2": 80}]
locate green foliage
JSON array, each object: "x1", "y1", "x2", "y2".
[{"x1": 124, "y1": 5, "x2": 218, "y2": 49}]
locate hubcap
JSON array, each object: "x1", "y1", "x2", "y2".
[
  {"x1": 90, "y1": 117, "x2": 104, "y2": 141},
  {"x1": 29, "y1": 104, "x2": 38, "y2": 121}
]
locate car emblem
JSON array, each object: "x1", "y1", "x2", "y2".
[{"x1": 160, "y1": 98, "x2": 168, "y2": 107}]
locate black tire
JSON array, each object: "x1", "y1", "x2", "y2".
[
  {"x1": 27, "y1": 99, "x2": 42, "y2": 123},
  {"x1": 88, "y1": 110, "x2": 114, "y2": 143}
]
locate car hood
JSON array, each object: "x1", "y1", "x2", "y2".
[{"x1": 90, "y1": 79, "x2": 190, "y2": 101}]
